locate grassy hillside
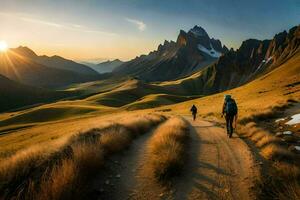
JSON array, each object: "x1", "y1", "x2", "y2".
[
  {"x1": 125, "y1": 93, "x2": 201, "y2": 110},
  {"x1": 85, "y1": 79, "x2": 174, "y2": 107},
  {"x1": 157, "y1": 65, "x2": 216, "y2": 95},
  {"x1": 65, "y1": 76, "x2": 129, "y2": 96},
  {"x1": 0, "y1": 100, "x2": 115, "y2": 133}
]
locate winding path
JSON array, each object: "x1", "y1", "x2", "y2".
[{"x1": 94, "y1": 116, "x2": 260, "y2": 200}]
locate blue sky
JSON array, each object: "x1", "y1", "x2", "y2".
[{"x1": 0, "y1": 0, "x2": 299, "y2": 60}]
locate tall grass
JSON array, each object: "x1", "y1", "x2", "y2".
[
  {"x1": 0, "y1": 114, "x2": 165, "y2": 200},
  {"x1": 239, "y1": 122, "x2": 295, "y2": 162},
  {"x1": 0, "y1": 137, "x2": 72, "y2": 199},
  {"x1": 29, "y1": 159, "x2": 77, "y2": 200},
  {"x1": 257, "y1": 162, "x2": 300, "y2": 200},
  {"x1": 238, "y1": 113, "x2": 300, "y2": 199},
  {"x1": 146, "y1": 117, "x2": 190, "y2": 181},
  {"x1": 239, "y1": 99, "x2": 295, "y2": 125}
]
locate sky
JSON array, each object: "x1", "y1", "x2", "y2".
[{"x1": 0, "y1": 0, "x2": 299, "y2": 61}]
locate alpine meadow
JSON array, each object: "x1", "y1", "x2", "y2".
[{"x1": 0, "y1": 0, "x2": 299, "y2": 199}]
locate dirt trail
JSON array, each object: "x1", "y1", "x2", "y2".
[
  {"x1": 171, "y1": 117, "x2": 259, "y2": 200},
  {"x1": 108, "y1": 128, "x2": 167, "y2": 200},
  {"x1": 92, "y1": 128, "x2": 168, "y2": 200},
  {"x1": 94, "y1": 117, "x2": 260, "y2": 200}
]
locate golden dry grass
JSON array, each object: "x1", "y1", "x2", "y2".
[
  {"x1": 121, "y1": 114, "x2": 166, "y2": 136},
  {"x1": 239, "y1": 122, "x2": 299, "y2": 200},
  {"x1": 99, "y1": 125, "x2": 132, "y2": 153},
  {"x1": 0, "y1": 136, "x2": 71, "y2": 198},
  {"x1": 29, "y1": 159, "x2": 77, "y2": 200},
  {"x1": 0, "y1": 114, "x2": 165, "y2": 200},
  {"x1": 239, "y1": 122, "x2": 294, "y2": 162},
  {"x1": 146, "y1": 117, "x2": 189, "y2": 180},
  {"x1": 258, "y1": 162, "x2": 300, "y2": 200}
]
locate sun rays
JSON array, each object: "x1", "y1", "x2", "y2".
[
  {"x1": 0, "y1": 48, "x2": 31, "y2": 82},
  {"x1": 0, "y1": 41, "x2": 8, "y2": 52}
]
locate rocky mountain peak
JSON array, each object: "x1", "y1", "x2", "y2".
[
  {"x1": 188, "y1": 25, "x2": 209, "y2": 38},
  {"x1": 176, "y1": 30, "x2": 188, "y2": 46}
]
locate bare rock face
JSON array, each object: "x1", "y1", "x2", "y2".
[{"x1": 202, "y1": 25, "x2": 300, "y2": 94}]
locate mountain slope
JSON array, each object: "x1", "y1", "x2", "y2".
[
  {"x1": 114, "y1": 26, "x2": 228, "y2": 82},
  {"x1": 90, "y1": 59, "x2": 123, "y2": 74},
  {"x1": 166, "y1": 49, "x2": 300, "y2": 119},
  {"x1": 0, "y1": 50, "x2": 100, "y2": 88},
  {"x1": 11, "y1": 46, "x2": 99, "y2": 76},
  {"x1": 0, "y1": 74, "x2": 68, "y2": 112}
]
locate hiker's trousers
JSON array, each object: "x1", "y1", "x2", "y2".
[
  {"x1": 225, "y1": 114, "x2": 234, "y2": 135},
  {"x1": 192, "y1": 112, "x2": 197, "y2": 121}
]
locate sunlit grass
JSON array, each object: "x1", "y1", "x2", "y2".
[
  {"x1": 146, "y1": 117, "x2": 190, "y2": 180},
  {"x1": 0, "y1": 113, "x2": 165, "y2": 199}
]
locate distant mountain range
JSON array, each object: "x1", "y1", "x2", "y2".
[
  {"x1": 12, "y1": 46, "x2": 99, "y2": 76},
  {"x1": 90, "y1": 59, "x2": 124, "y2": 74},
  {"x1": 114, "y1": 26, "x2": 228, "y2": 81},
  {"x1": 0, "y1": 47, "x2": 101, "y2": 88}
]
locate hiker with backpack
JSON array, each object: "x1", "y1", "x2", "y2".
[
  {"x1": 190, "y1": 104, "x2": 198, "y2": 121},
  {"x1": 222, "y1": 95, "x2": 238, "y2": 138}
]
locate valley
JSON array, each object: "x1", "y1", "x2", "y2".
[{"x1": 0, "y1": 22, "x2": 299, "y2": 200}]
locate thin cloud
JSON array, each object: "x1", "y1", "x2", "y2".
[
  {"x1": 71, "y1": 24, "x2": 84, "y2": 28},
  {"x1": 15, "y1": 13, "x2": 118, "y2": 36},
  {"x1": 20, "y1": 17, "x2": 64, "y2": 28},
  {"x1": 83, "y1": 29, "x2": 118, "y2": 36},
  {"x1": 126, "y1": 18, "x2": 146, "y2": 31}
]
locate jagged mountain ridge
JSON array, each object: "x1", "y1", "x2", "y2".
[
  {"x1": 114, "y1": 26, "x2": 228, "y2": 81},
  {"x1": 161, "y1": 25, "x2": 300, "y2": 95}
]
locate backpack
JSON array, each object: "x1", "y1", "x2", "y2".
[{"x1": 225, "y1": 99, "x2": 237, "y2": 115}]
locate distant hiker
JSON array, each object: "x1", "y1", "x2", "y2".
[
  {"x1": 190, "y1": 104, "x2": 198, "y2": 121},
  {"x1": 222, "y1": 95, "x2": 238, "y2": 138}
]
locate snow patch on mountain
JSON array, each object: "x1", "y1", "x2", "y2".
[
  {"x1": 254, "y1": 56, "x2": 273, "y2": 74},
  {"x1": 197, "y1": 44, "x2": 222, "y2": 58},
  {"x1": 191, "y1": 30, "x2": 206, "y2": 37}
]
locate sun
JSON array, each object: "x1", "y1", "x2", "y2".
[{"x1": 0, "y1": 41, "x2": 8, "y2": 52}]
